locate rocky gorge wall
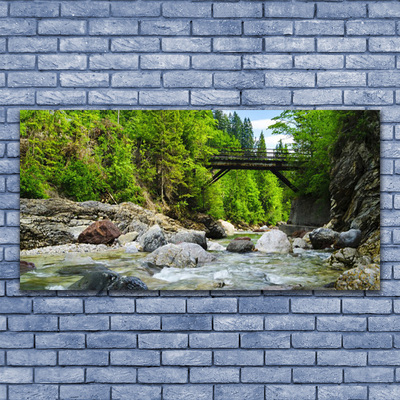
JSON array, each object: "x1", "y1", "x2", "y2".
[{"x1": 0, "y1": 1, "x2": 399, "y2": 399}]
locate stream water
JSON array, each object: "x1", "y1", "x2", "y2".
[{"x1": 20, "y1": 233, "x2": 343, "y2": 291}]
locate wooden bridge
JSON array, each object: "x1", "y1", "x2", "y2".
[{"x1": 207, "y1": 148, "x2": 304, "y2": 192}]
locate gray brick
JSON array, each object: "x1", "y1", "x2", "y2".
[
  {"x1": 88, "y1": 89, "x2": 138, "y2": 105},
  {"x1": 295, "y1": 55, "x2": 344, "y2": 69},
  {"x1": 9, "y1": 385, "x2": 59, "y2": 400},
  {"x1": 0, "y1": 333, "x2": 33, "y2": 348},
  {"x1": 112, "y1": 38, "x2": 160, "y2": 52},
  {"x1": 265, "y1": 71, "x2": 315, "y2": 88},
  {"x1": 9, "y1": 37, "x2": 57, "y2": 53},
  {"x1": 214, "y1": 3, "x2": 262, "y2": 18},
  {"x1": 371, "y1": 386, "x2": 400, "y2": 400},
  {"x1": 293, "y1": 367, "x2": 342, "y2": 383},
  {"x1": 214, "y1": 315, "x2": 263, "y2": 331},
  {"x1": 214, "y1": 72, "x2": 263, "y2": 89},
  {"x1": 264, "y1": 37, "x2": 314, "y2": 52},
  {"x1": 138, "y1": 367, "x2": 187, "y2": 383},
  {"x1": 11, "y1": 2, "x2": 59, "y2": 17},
  {"x1": 59, "y1": 350, "x2": 109, "y2": 366},
  {"x1": 317, "y1": 3, "x2": 366, "y2": 18},
  {"x1": 318, "y1": 385, "x2": 367, "y2": 400},
  {"x1": 0, "y1": 297, "x2": 31, "y2": 313},
  {"x1": 110, "y1": 350, "x2": 159, "y2": 366},
  {"x1": 90, "y1": 54, "x2": 138, "y2": 70},
  {"x1": 190, "y1": 333, "x2": 238, "y2": 348},
  {"x1": 139, "y1": 90, "x2": 188, "y2": 105},
  {"x1": 162, "y1": 38, "x2": 210, "y2": 52},
  {"x1": 214, "y1": 38, "x2": 262, "y2": 53},
  {"x1": 370, "y1": 38, "x2": 400, "y2": 53},
  {"x1": 162, "y1": 315, "x2": 211, "y2": 331},
  {"x1": 265, "y1": 350, "x2": 315, "y2": 365},
  {"x1": 294, "y1": 89, "x2": 343, "y2": 105},
  {"x1": 192, "y1": 55, "x2": 241, "y2": 70},
  {"x1": 381, "y1": 229, "x2": 392, "y2": 244},
  {"x1": 370, "y1": 3, "x2": 400, "y2": 18},
  {"x1": 163, "y1": 385, "x2": 212, "y2": 400},
  {"x1": 265, "y1": 386, "x2": 316, "y2": 400},
  {"x1": 34, "y1": 298, "x2": 83, "y2": 314},
  {"x1": 61, "y1": 72, "x2": 109, "y2": 87},
  {"x1": 295, "y1": 20, "x2": 344, "y2": 36},
  {"x1": 38, "y1": 54, "x2": 87, "y2": 70},
  {"x1": 242, "y1": 367, "x2": 291, "y2": 383},
  {"x1": 214, "y1": 350, "x2": 263, "y2": 366},
  {"x1": 190, "y1": 367, "x2": 238, "y2": 383},
  {"x1": 35, "y1": 367, "x2": 84, "y2": 383},
  {"x1": 193, "y1": 20, "x2": 241, "y2": 36},
  {"x1": 7, "y1": 349, "x2": 56, "y2": 366},
  {"x1": 187, "y1": 298, "x2": 237, "y2": 313},
  {"x1": 0, "y1": 367, "x2": 33, "y2": 383},
  {"x1": 111, "y1": 315, "x2": 160, "y2": 330},
  {"x1": 191, "y1": 90, "x2": 239, "y2": 106},
  {"x1": 162, "y1": 350, "x2": 211, "y2": 366},
  {"x1": 60, "y1": 38, "x2": 108, "y2": 52},
  {"x1": 8, "y1": 72, "x2": 56, "y2": 88},
  {"x1": 242, "y1": 89, "x2": 291, "y2": 105},
  {"x1": 87, "y1": 332, "x2": 136, "y2": 349},
  {"x1": 112, "y1": 2, "x2": 160, "y2": 17},
  {"x1": 0, "y1": 3, "x2": 6, "y2": 17},
  {"x1": 318, "y1": 38, "x2": 366, "y2": 53},
  {"x1": 241, "y1": 332, "x2": 290, "y2": 349},
  {"x1": 141, "y1": 54, "x2": 189, "y2": 70},
  {"x1": 6, "y1": 143, "x2": 19, "y2": 158},
  {"x1": 318, "y1": 350, "x2": 366, "y2": 366},
  {"x1": 112, "y1": 385, "x2": 161, "y2": 400},
  {"x1": 39, "y1": 19, "x2": 85, "y2": 35},
  {"x1": 8, "y1": 315, "x2": 57, "y2": 331},
  {"x1": 370, "y1": 71, "x2": 400, "y2": 87},
  {"x1": 215, "y1": 385, "x2": 264, "y2": 400},
  {"x1": 0, "y1": 73, "x2": 4, "y2": 87},
  {"x1": 86, "y1": 367, "x2": 136, "y2": 383},
  {"x1": 292, "y1": 332, "x2": 341, "y2": 349},
  {"x1": 343, "y1": 299, "x2": 391, "y2": 314},
  {"x1": 343, "y1": 333, "x2": 392, "y2": 349},
  {"x1": 0, "y1": 19, "x2": 36, "y2": 36},
  {"x1": 0, "y1": 55, "x2": 35, "y2": 70},
  {"x1": 369, "y1": 350, "x2": 400, "y2": 366},
  {"x1": 60, "y1": 385, "x2": 110, "y2": 400},
  {"x1": 317, "y1": 316, "x2": 366, "y2": 331},
  {"x1": 141, "y1": 20, "x2": 189, "y2": 36},
  {"x1": 369, "y1": 316, "x2": 400, "y2": 331},
  {"x1": 244, "y1": 21, "x2": 292, "y2": 36},
  {"x1": 62, "y1": 2, "x2": 109, "y2": 17},
  {"x1": 85, "y1": 298, "x2": 135, "y2": 313},
  {"x1": 37, "y1": 90, "x2": 87, "y2": 105},
  {"x1": 0, "y1": 194, "x2": 18, "y2": 209},
  {"x1": 345, "y1": 367, "x2": 393, "y2": 383},
  {"x1": 139, "y1": 333, "x2": 187, "y2": 349},
  {"x1": 239, "y1": 297, "x2": 288, "y2": 313},
  {"x1": 345, "y1": 89, "x2": 393, "y2": 105},
  {"x1": 163, "y1": 71, "x2": 211, "y2": 88},
  {"x1": 163, "y1": 2, "x2": 211, "y2": 18},
  {"x1": 318, "y1": 71, "x2": 366, "y2": 87},
  {"x1": 347, "y1": 20, "x2": 395, "y2": 36},
  {"x1": 346, "y1": 55, "x2": 395, "y2": 69},
  {"x1": 36, "y1": 333, "x2": 85, "y2": 349},
  {"x1": 60, "y1": 315, "x2": 109, "y2": 331},
  {"x1": 292, "y1": 298, "x2": 341, "y2": 313},
  {"x1": 265, "y1": 2, "x2": 314, "y2": 18},
  {"x1": 90, "y1": 19, "x2": 138, "y2": 35},
  {"x1": 265, "y1": 315, "x2": 314, "y2": 331}
]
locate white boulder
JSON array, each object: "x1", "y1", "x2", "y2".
[
  {"x1": 218, "y1": 220, "x2": 235, "y2": 236},
  {"x1": 255, "y1": 230, "x2": 291, "y2": 253}
]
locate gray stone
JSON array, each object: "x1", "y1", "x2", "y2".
[
  {"x1": 309, "y1": 228, "x2": 339, "y2": 249},
  {"x1": 139, "y1": 224, "x2": 167, "y2": 253},
  {"x1": 335, "y1": 229, "x2": 362, "y2": 249},
  {"x1": 168, "y1": 229, "x2": 207, "y2": 250},
  {"x1": 118, "y1": 231, "x2": 139, "y2": 246},
  {"x1": 143, "y1": 243, "x2": 196, "y2": 269},
  {"x1": 255, "y1": 230, "x2": 290, "y2": 253},
  {"x1": 227, "y1": 238, "x2": 255, "y2": 253},
  {"x1": 177, "y1": 242, "x2": 217, "y2": 263}
]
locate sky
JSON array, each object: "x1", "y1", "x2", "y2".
[{"x1": 222, "y1": 110, "x2": 294, "y2": 149}]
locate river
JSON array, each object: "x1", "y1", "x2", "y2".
[{"x1": 20, "y1": 232, "x2": 344, "y2": 291}]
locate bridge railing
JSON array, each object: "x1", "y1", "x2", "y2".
[{"x1": 211, "y1": 147, "x2": 305, "y2": 160}]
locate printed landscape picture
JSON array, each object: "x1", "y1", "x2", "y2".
[{"x1": 20, "y1": 110, "x2": 380, "y2": 291}]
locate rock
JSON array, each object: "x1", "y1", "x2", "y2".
[
  {"x1": 335, "y1": 264, "x2": 380, "y2": 290},
  {"x1": 63, "y1": 253, "x2": 95, "y2": 265},
  {"x1": 69, "y1": 269, "x2": 147, "y2": 291},
  {"x1": 78, "y1": 220, "x2": 121, "y2": 245},
  {"x1": 125, "y1": 243, "x2": 139, "y2": 253},
  {"x1": 207, "y1": 241, "x2": 226, "y2": 251},
  {"x1": 118, "y1": 231, "x2": 139, "y2": 246},
  {"x1": 309, "y1": 228, "x2": 339, "y2": 249},
  {"x1": 218, "y1": 220, "x2": 235, "y2": 236},
  {"x1": 20, "y1": 261, "x2": 36, "y2": 274},
  {"x1": 177, "y1": 242, "x2": 217, "y2": 263},
  {"x1": 227, "y1": 238, "x2": 255, "y2": 253},
  {"x1": 292, "y1": 238, "x2": 308, "y2": 249},
  {"x1": 194, "y1": 214, "x2": 227, "y2": 239},
  {"x1": 358, "y1": 230, "x2": 380, "y2": 264},
  {"x1": 325, "y1": 247, "x2": 362, "y2": 270},
  {"x1": 335, "y1": 229, "x2": 362, "y2": 249},
  {"x1": 255, "y1": 230, "x2": 291, "y2": 253},
  {"x1": 168, "y1": 230, "x2": 207, "y2": 250},
  {"x1": 143, "y1": 243, "x2": 196, "y2": 269},
  {"x1": 139, "y1": 224, "x2": 167, "y2": 253}
]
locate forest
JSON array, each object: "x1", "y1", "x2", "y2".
[{"x1": 20, "y1": 109, "x2": 376, "y2": 226}]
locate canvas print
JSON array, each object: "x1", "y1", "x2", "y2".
[{"x1": 20, "y1": 110, "x2": 380, "y2": 291}]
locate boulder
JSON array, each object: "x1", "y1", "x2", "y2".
[
  {"x1": 118, "y1": 231, "x2": 139, "y2": 246},
  {"x1": 143, "y1": 244, "x2": 196, "y2": 269},
  {"x1": 20, "y1": 261, "x2": 36, "y2": 274},
  {"x1": 218, "y1": 220, "x2": 235, "y2": 236},
  {"x1": 194, "y1": 214, "x2": 227, "y2": 239},
  {"x1": 255, "y1": 230, "x2": 291, "y2": 253},
  {"x1": 335, "y1": 229, "x2": 362, "y2": 249},
  {"x1": 309, "y1": 228, "x2": 339, "y2": 250},
  {"x1": 168, "y1": 230, "x2": 207, "y2": 250},
  {"x1": 125, "y1": 243, "x2": 140, "y2": 253},
  {"x1": 78, "y1": 220, "x2": 121, "y2": 245},
  {"x1": 139, "y1": 224, "x2": 167, "y2": 252},
  {"x1": 335, "y1": 264, "x2": 380, "y2": 290},
  {"x1": 227, "y1": 238, "x2": 255, "y2": 253},
  {"x1": 325, "y1": 247, "x2": 371, "y2": 271},
  {"x1": 177, "y1": 242, "x2": 217, "y2": 263},
  {"x1": 292, "y1": 238, "x2": 308, "y2": 250},
  {"x1": 207, "y1": 241, "x2": 226, "y2": 251}
]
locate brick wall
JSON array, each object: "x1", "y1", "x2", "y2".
[{"x1": 0, "y1": 1, "x2": 398, "y2": 399}]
